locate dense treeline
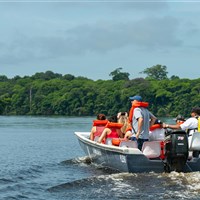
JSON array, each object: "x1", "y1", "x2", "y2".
[{"x1": 0, "y1": 66, "x2": 200, "y2": 117}]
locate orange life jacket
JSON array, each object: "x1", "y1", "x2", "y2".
[
  {"x1": 125, "y1": 126, "x2": 132, "y2": 132},
  {"x1": 93, "y1": 120, "x2": 108, "y2": 126},
  {"x1": 128, "y1": 101, "x2": 149, "y2": 123},
  {"x1": 149, "y1": 124, "x2": 162, "y2": 131},
  {"x1": 112, "y1": 138, "x2": 125, "y2": 146},
  {"x1": 105, "y1": 122, "x2": 123, "y2": 139},
  {"x1": 105, "y1": 122, "x2": 123, "y2": 129},
  {"x1": 177, "y1": 121, "x2": 185, "y2": 125}
]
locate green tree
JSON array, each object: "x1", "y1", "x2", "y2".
[
  {"x1": 0, "y1": 75, "x2": 8, "y2": 82},
  {"x1": 0, "y1": 70, "x2": 200, "y2": 117},
  {"x1": 31, "y1": 71, "x2": 62, "y2": 80},
  {"x1": 140, "y1": 64, "x2": 168, "y2": 80},
  {"x1": 62, "y1": 74, "x2": 75, "y2": 81},
  {"x1": 109, "y1": 67, "x2": 130, "y2": 81}
]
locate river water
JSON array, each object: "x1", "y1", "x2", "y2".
[{"x1": 0, "y1": 116, "x2": 200, "y2": 200}]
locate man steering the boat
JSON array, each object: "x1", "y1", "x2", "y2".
[
  {"x1": 163, "y1": 107, "x2": 200, "y2": 157},
  {"x1": 127, "y1": 95, "x2": 157, "y2": 150},
  {"x1": 163, "y1": 107, "x2": 200, "y2": 131}
]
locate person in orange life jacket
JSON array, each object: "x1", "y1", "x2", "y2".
[
  {"x1": 97, "y1": 115, "x2": 123, "y2": 143},
  {"x1": 127, "y1": 95, "x2": 157, "y2": 151},
  {"x1": 90, "y1": 114, "x2": 107, "y2": 141},
  {"x1": 117, "y1": 112, "x2": 132, "y2": 137}
]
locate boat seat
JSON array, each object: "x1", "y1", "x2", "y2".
[
  {"x1": 149, "y1": 128, "x2": 165, "y2": 141},
  {"x1": 142, "y1": 141, "x2": 161, "y2": 158},
  {"x1": 189, "y1": 132, "x2": 200, "y2": 151},
  {"x1": 119, "y1": 141, "x2": 138, "y2": 148}
]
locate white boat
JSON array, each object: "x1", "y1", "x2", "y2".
[{"x1": 74, "y1": 130, "x2": 200, "y2": 173}]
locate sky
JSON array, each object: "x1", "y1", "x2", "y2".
[{"x1": 0, "y1": 0, "x2": 200, "y2": 80}]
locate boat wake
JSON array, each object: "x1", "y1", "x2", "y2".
[
  {"x1": 60, "y1": 156, "x2": 120, "y2": 175},
  {"x1": 60, "y1": 156, "x2": 92, "y2": 165},
  {"x1": 48, "y1": 171, "x2": 200, "y2": 200}
]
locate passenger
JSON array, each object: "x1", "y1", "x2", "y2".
[
  {"x1": 117, "y1": 112, "x2": 132, "y2": 137},
  {"x1": 97, "y1": 115, "x2": 123, "y2": 144},
  {"x1": 162, "y1": 107, "x2": 200, "y2": 157},
  {"x1": 127, "y1": 95, "x2": 157, "y2": 150},
  {"x1": 90, "y1": 114, "x2": 108, "y2": 141}
]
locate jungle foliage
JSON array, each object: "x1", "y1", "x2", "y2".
[{"x1": 0, "y1": 65, "x2": 199, "y2": 118}]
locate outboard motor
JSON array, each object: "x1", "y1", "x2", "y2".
[{"x1": 164, "y1": 130, "x2": 188, "y2": 172}]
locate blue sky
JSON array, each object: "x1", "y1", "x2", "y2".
[{"x1": 0, "y1": 0, "x2": 200, "y2": 80}]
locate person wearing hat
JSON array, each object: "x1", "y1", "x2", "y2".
[
  {"x1": 173, "y1": 114, "x2": 186, "y2": 125},
  {"x1": 163, "y1": 107, "x2": 200, "y2": 131},
  {"x1": 163, "y1": 107, "x2": 200, "y2": 158},
  {"x1": 128, "y1": 95, "x2": 157, "y2": 150}
]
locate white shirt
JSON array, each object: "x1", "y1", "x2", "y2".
[
  {"x1": 182, "y1": 117, "x2": 198, "y2": 149},
  {"x1": 180, "y1": 117, "x2": 198, "y2": 131}
]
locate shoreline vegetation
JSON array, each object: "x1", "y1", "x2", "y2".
[{"x1": 0, "y1": 65, "x2": 199, "y2": 117}]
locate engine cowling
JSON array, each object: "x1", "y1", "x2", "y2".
[{"x1": 164, "y1": 130, "x2": 188, "y2": 172}]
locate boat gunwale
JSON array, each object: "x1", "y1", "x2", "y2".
[{"x1": 74, "y1": 131, "x2": 143, "y2": 155}]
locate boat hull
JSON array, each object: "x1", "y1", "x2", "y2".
[
  {"x1": 75, "y1": 132, "x2": 164, "y2": 173},
  {"x1": 75, "y1": 132, "x2": 200, "y2": 173}
]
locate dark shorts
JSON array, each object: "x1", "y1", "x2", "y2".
[{"x1": 137, "y1": 138, "x2": 149, "y2": 151}]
